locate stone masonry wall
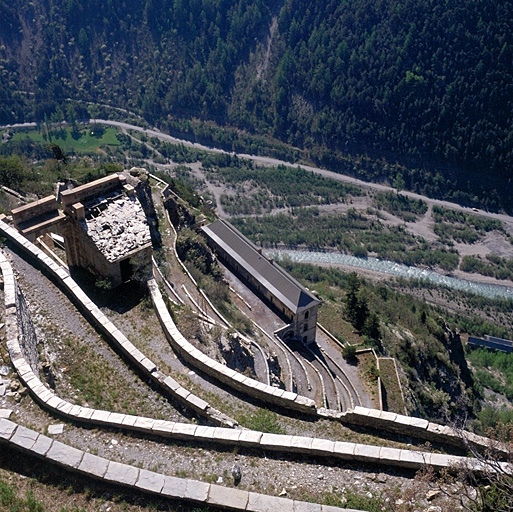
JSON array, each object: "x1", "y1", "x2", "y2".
[
  {"x1": 15, "y1": 285, "x2": 39, "y2": 375},
  {"x1": 0, "y1": 217, "x2": 508, "y2": 458}
]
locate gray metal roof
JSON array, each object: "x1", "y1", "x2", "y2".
[{"x1": 202, "y1": 220, "x2": 321, "y2": 314}]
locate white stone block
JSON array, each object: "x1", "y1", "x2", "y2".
[
  {"x1": 47, "y1": 396, "x2": 64, "y2": 410},
  {"x1": 187, "y1": 394, "x2": 209, "y2": 412},
  {"x1": 260, "y1": 433, "x2": 290, "y2": 450},
  {"x1": 161, "y1": 475, "x2": 188, "y2": 499},
  {"x1": 238, "y1": 430, "x2": 263, "y2": 446},
  {"x1": 175, "y1": 387, "x2": 191, "y2": 401},
  {"x1": 133, "y1": 417, "x2": 155, "y2": 431},
  {"x1": 140, "y1": 358, "x2": 157, "y2": 373},
  {"x1": 399, "y1": 449, "x2": 428, "y2": 468},
  {"x1": 207, "y1": 484, "x2": 249, "y2": 509},
  {"x1": 333, "y1": 441, "x2": 356, "y2": 458},
  {"x1": 0, "y1": 410, "x2": 13, "y2": 420},
  {"x1": 28, "y1": 434, "x2": 52, "y2": 457},
  {"x1": 106, "y1": 412, "x2": 126, "y2": 425},
  {"x1": 68, "y1": 405, "x2": 82, "y2": 417},
  {"x1": 104, "y1": 461, "x2": 140, "y2": 486},
  {"x1": 121, "y1": 415, "x2": 138, "y2": 427},
  {"x1": 171, "y1": 423, "x2": 197, "y2": 439},
  {"x1": 78, "y1": 452, "x2": 109, "y2": 478},
  {"x1": 38, "y1": 388, "x2": 54, "y2": 403},
  {"x1": 91, "y1": 410, "x2": 112, "y2": 424},
  {"x1": 47, "y1": 440, "x2": 84, "y2": 468},
  {"x1": 353, "y1": 443, "x2": 381, "y2": 462},
  {"x1": 231, "y1": 371, "x2": 248, "y2": 385},
  {"x1": 0, "y1": 421, "x2": 17, "y2": 441},
  {"x1": 379, "y1": 446, "x2": 401, "y2": 464},
  {"x1": 194, "y1": 425, "x2": 215, "y2": 440},
  {"x1": 409, "y1": 416, "x2": 429, "y2": 429},
  {"x1": 293, "y1": 395, "x2": 316, "y2": 409},
  {"x1": 136, "y1": 469, "x2": 166, "y2": 494},
  {"x1": 183, "y1": 479, "x2": 210, "y2": 502},
  {"x1": 281, "y1": 390, "x2": 298, "y2": 402},
  {"x1": 211, "y1": 427, "x2": 241, "y2": 444},
  {"x1": 379, "y1": 411, "x2": 397, "y2": 422},
  {"x1": 152, "y1": 420, "x2": 175, "y2": 435},
  {"x1": 290, "y1": 436, "x2": 313, "y2": 452},
  {"x1": 310, "y1": 438, "x2": 335, "y2": 456},
  {"x1": 247, "y1": 492, "x2": 295, "y2": 512},
  {"x1": 77, "y1": 407, "x2": 95, "y2": 420},
  {"x1": 163, "y1": 376, "x2": 180, "y2": 391}
]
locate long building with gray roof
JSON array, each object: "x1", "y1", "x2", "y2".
[{"x1": 202, "y1": 220, "x2": 321, "y2": 344}]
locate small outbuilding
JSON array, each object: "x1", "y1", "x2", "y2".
[{"x1": 202, "y1": 220, "x2": 321, "y2": 344}]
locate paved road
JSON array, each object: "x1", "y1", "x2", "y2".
[
  {"x1": 84, "y1": 119, "x2": 513, "y2": 234},
  {"x1": 4, "y1": 119, "x2": 512, "y2": 231}
]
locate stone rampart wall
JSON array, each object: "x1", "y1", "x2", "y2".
[
  {"x1": 15, "y1": 286, "x2": 39, "y2": 374},
  {"x1": 12, "y1": 195, "x2": 58, "y2": 227},
  {"x1": 0, "y1": 221, "x2": 235, "y2": 428},
  {"x1": 60, "y1": 174, "x2": 121, "y2": 208},
  {"x1": 0, "y1": 218, "x2": 506, "y2": 458},
  {"x1": 149, "y1": 280, "x2": 317, "y2": 414},
  {"x1": 0, "y1": 417, "x2": 357, "y2": 512}
]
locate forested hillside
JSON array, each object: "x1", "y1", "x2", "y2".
[{"x1": 1, "y1": 0, "x2": 512, "y2": 209}]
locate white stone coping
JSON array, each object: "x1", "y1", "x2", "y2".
[
  {"x1": 0, "y1": 220, "x2": 507, "y2": 461},
  {"x1": 0, "y1": 417, "x2": 362, "y2": 512},
  {"x1": 0, "y1": 221, "x2": 235, "y2": 428}
]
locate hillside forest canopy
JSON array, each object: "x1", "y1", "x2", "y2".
[{"x1": 0, "y1": 0, "x2": 512, "y2": 210}]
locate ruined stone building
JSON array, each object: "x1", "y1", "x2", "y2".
[
  {"x1": 202, "y1": 220, "x2": 321, "y2": 344},
  {"x1": 11, "y1": 170, "x2": 153, "y2": 287}
]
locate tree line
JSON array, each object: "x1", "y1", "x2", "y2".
[{"x1": 1, "y1": 0, "x2": 513, "y2": 210}]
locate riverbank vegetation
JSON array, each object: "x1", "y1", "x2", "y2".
[
  {"x1": 433, "y1": 205, "x2": 506, "y2": 244},
  {"x1": 373, "y1": 191, "x2": 428, "y2": 222},
  {"x1": 460, "y1": 254, "x2": 513, "y2": 281},
  {"x1": 277, "y1": 257, "x2": 513, "y2": 428},
  {"x1": 233, "y1": 208, "x2": 460, "y2": 270}
]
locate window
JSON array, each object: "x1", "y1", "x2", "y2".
[
  {"x1": 304, "y1": 323, "x2": 308, "y2": 332},
  {"x1": 305, "y1": 311, "x2": 309, "y2": 320}
]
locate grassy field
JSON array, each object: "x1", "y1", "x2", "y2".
[
  {"x1": 11, "y1": 126, "x2": 121, "y2": 153},
  {"x1": 378, "y1": 357, "x2": 407, "y2": 414}
]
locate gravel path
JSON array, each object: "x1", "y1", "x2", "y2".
[{"x1": 1, "y1": 245, "x2": 463, "y2": 510}]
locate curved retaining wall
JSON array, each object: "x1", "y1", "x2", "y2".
[
  {"x1": 0, "y1": 417, "x2": 360, "y2": 512},
  {"x1": 149, "y1": 272, "x2": 502, "y2": 455},
  {"x1": 0, "y1": 219, "x2": 505, "y2": 458},
  {"x1": 149, "y1": 279, "x2": 317, "y2": 414},
  {"x1": 0, "y1": 221, "x2": 236, "y2": 428},
  {"x1": 2, "y1": 247, "x2": 503, "y2": 475}
]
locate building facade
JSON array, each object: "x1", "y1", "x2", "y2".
[{"x1": 202, "y1": 220, "x2": 322, "y2": 344}]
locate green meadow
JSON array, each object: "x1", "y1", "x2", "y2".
[{"x1": 10, "y1": 125, "x2": 121, "y2": 153}]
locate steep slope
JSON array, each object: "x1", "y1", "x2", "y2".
[{"x1": 1, "y1": 0, "x2": 512, "y2": 208}]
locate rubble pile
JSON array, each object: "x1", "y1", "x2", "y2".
[{"x1": 83, "y1": 195, "x2": 151, "y2": 262}]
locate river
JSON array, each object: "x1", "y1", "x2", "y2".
[
  {"x1": 4, "y1": 119, "x2": 513, "y2": 300},
  {"x1": 266, "y1": 249, "x2": 513, "y2": 300}
]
